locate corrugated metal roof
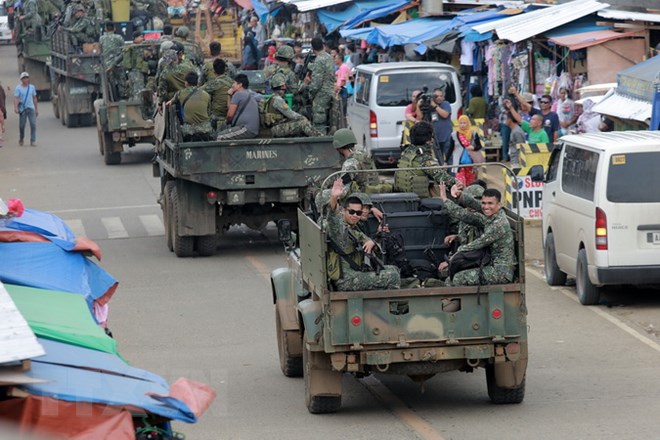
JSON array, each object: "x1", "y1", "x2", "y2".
[
  {"x1": 548, "y1": 29, "x2": 644, "y2": 50},
  {"x1": 472, "y1": 0, "x2": 610, "y2": 43},
  {"x1": 597, "y1": 9, "x2": 660, "y2": 24},
  {"x1": 280, "y1": 0, "x2": 353, "y2": 12},
  {"x1": 0, "y1": 282, "x2": 44, "y2": 365},
  {"x1": 592, "y1": 88, "x2": 652, "y2": 123},
  {"x1": 561, "y1": 131, "x2": 660, "y2": 149}
]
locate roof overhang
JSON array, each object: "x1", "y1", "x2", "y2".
[
  {"x1": 592, "y1": 88, "x2": 652, "y2": 123},
  {"x1": 548, "y1": 29, "x2": 644, "y2": 51}
]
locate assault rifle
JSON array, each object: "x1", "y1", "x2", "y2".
[{"x1": 297, "y1": 51, "x2": 316, "y2": 81}]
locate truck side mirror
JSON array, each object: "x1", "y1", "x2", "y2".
[
  {"x1": 277, "y1": 219, "x2": 292, "y2": 243},
  {"x1": 529, "y1": 165, "x2": 545, "y2": 183}
]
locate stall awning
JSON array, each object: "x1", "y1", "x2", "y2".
[
  {"x1": 472, "y1": 0, "x2": 610, "y2": 43},
  {"x1": 280, "y1": 0, "x2": 352, "y2": 12},
  {"x1": 593, "y1": 88, "x2": 651, "y2": 123},
  {"x1": 617, "y1": 55, "x2": 660, "y2": 101},
  {"x1": 317, "y1": 0, "x2": 411, "y2": 33},
  {"x1": 342, "y1": 0, "x2": 412, "y2": 30},
  {"x1": 341, "y1": 17, "x2": 453, "y2": 48},
  {"x1": 548, "y1": 30, "x2": 643, "y2": 50},
  {"x1": 598, "y1": 9, "x2": 660, "y2": 24}
]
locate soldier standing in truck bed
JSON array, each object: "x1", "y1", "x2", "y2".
[
  {"x1": 100, "y1": 22, "x2": 126, "y2": 100},
  {"x1": 157, "y1": 42, "x2": 195, "y2": 103},
  {"x1": 264, "y1": 45, "x2": 299, "y2": 101},
  {"x1": 298, "y1": 37, "x2": 334, "y2": 134}
]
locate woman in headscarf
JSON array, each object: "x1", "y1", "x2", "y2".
[
  {"x1": 264, "y1": 44, "x2": 276, "y2": 67},
  {"x1": 576, "y1": 99, "x2": 601, "y2": 134},
  {"x1": 241, "y1": 32, "x2": 259, "y2": 70},
  {"x1": 449, "y1": 115, "x2": 483, "y2": 186}
]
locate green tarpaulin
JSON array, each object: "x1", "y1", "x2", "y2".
[{"x1": 5, "y1": 284, "x2": 119, "y2": 357}]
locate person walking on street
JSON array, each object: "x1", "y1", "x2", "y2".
[{"x1": 14, "y1": 72, "x2": 38, "y2": 146}]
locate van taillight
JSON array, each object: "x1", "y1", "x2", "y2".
[
  {"x1": 369, "y1": 111, "x2": 378, "y2": 138},
  {"x1": 596, "y1": 207, "x2": 608, "y2": 250}
]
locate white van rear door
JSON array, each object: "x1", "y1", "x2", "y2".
[{"x1": 602, "y1": 151, "x2": 660, "y2": 266}]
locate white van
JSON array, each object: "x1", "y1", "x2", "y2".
[
  {"x1": 346, "y1": 62, "x2": 461, "y2": 166},
  {"x1": 534, "y1": 132, "x2": 660, "y2": 305}
]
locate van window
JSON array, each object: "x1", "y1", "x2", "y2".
[
  {"x1": 607, "y1": 152, "x2": 660, "y2": 203},
  {"x1": 561, "y1": 145, "x2": 599, "y2": 201},
  {"x1": 376, "y1": 71, "x2": 456, "y2": 107},
  {"x1": 546, "y1": 145, "x2": 562, "y2": 182},
  {"x1": 355, "y1": 73, "x2": 372, "y2": 105}
]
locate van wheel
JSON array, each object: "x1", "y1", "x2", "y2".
[
  {"x1": 544, "y1": 232, "x2": 567, "y2": 286},
  {"x1": 486, "y1": 364, "x2": 525, "y2": 404},
  {"x1": 576, "y1": 249, "x2": 600, "y2": 305},
  {"x1": 276, "y1": 311, "x2": 302, "y2": 377},
  {"x1": 303, "y1": 331, "x2": 342, "y2": 414}
]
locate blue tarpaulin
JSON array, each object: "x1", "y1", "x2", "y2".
[
  {"x1": 317, "y1": 0, "x2": 409, "y2": 33},
  {"x1": 651, "y1": 90, "x2": 660, "y2": 131},
  {"x1": 342, "y1": 0, "x2": 411, "y2": 30},
  {"x1": 1, "y1": 208, "x2": 78, "y2": 251},
  {"x1": 341, "y1": 17, "x2": 453, "y2": 48}
]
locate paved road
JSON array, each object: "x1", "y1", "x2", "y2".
[{"x1": 3, "y1": 44, "x2": 660, "y2": 439}]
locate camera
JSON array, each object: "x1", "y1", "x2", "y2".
[{"x1": 417, "y1": 86, "x2": 435, "y2": 123}]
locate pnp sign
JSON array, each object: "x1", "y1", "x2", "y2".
[{"x1": 508, "y1": 176, "x2": 543, "y2": 220}]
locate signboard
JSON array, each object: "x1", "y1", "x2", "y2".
[{"x1": 507, "y1": 176, "x2": 543, "y2": 220}]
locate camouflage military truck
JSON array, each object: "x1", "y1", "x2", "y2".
[
  {"x1": 153, "y1": 108, "x2": 340, "y2": 257},
  {"x1": 94, "y1": 41, "x2": 160, "y2": 165},
  {"x1": 271, "y1": 166, "x2": 528, "y2": 413},
  {"x1": 50, "y1": 28, "x2": 102, "y2": 127},
  {"x1": 14, "y1": 19, "x2": 51, "y2": 101}
]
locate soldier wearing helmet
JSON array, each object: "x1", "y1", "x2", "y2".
[
  {"x1": 260, "y1": 73, "x2": 319, "y2": 138},
  {"x1": 333, "y1": 128, "x2": 380, "y2": 195},
  {"x1": 62, "y1": 4, "x2": 96, "y2": 49},
  {"x1": 157, "y1": 40, "x2": 196, "y2": 103},
  {"x1": 264, "y1": 44, "x2": 300, "y2": 103},
  {"x1": 173, "y1": 25, "x2": 204, "y2": 66}
]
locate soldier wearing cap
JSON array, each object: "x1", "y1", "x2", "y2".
[
  {"x1": 261, "y1": 73, "x2": 319, "y2": 138},
  {"x1": 63, "y1": 4, "x2": 96, "y2": 49}
]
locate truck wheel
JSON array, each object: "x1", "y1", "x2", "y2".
[
  {"x1": 576, "y1": 249, "x2": 600, "y2": 305},
  {"x1": 37, "y1": 90, "x2": 51, "y2": 102},
  {"x1": 486, "y1": 364, "x2": 525, "y2": 404},
  {"x1": 303, "y1": 331, "x2": 342, "y2": 414},
  {"x1": 276, "y1": 311, "x2": 302, "y2": 377},
  {"x1": 53, "y1": 96, "x2": 60, "y2": 119},
  {"x1": 58, "y1": 85, "x2": 66, "y2": 126},
  {"x1": 79, "y1": 114, "x2": 94, "y2": 127},
  {"x1": 544, "y1": 232, "x2": 567, "y2": 286},
  {"x1": 171, "y1": 186, "x2": 194, "y2": 258},
  {"x1": 163, "y1": 181, "x2": 176, "y2": 252},
  {"x1": 103, "y1": 136, "x2": 121, "y2": 165},
  {"x1": 195, "y1": 235, "x2": 217, "y2": 257}
]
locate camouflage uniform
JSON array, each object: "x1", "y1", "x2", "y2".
[
  {"x1": 394, "y1": 143, "x2": 456, "y2": 197},
  {"x1": 19, "y1": 0, "x2": 42, "y2": 38},
  {"x1": 204, "y1": 73, "x2": 233, "y2": 129},
  {"x1": 325, "y1": 209, "x2": 400, "y2": 291},
  {"x1": 123, "y1": 44, "x2": 152, "y2": 100},
  {"x1": 100, "y1": 31, "x2": 126, "y2": 99},
  {"x1": 175, "y1": 36, "x2": 204, "y2": 66},
  {"x1": 444, "y1": 185, "x2": 485, "y2": 247},
  {"x1": 445, "y1": 194, "x2": 515, "y2": 286},
  {"x1": 158, "y1": 59, "x2": 195, "y2": 103},
  {"x1": 64, "y1": 12, "x2": 96, "y2": 48},
  {"x1": 299, "y1": 50, "x2": 334, "y2": 134},
  {"x1": 263, "y1": 94, "x2": 320, "y2": 138},
  {"x1": 265, "y1": 64, "x2": 299, "y2": 96},
  {"x1": 202, "y1": 57, "x2": 237, "y2": 83},
  {"x1": 172, "y1": 86, "x2": 213, "y2": 140}
]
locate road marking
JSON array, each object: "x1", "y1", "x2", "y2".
[
  {"x1": 65, "y1": 219, "x2": 86, "y2": 238},
  {"x1": 139, "y1": 214, "x2": 165, "y2": 236},
  {"x1": 246, "y1": 253, "x2": 447, "y2": 440},
  {"x1": 527, "y1": 268, "x2": 660, "y2": 355},
  {"x1": 50, "y1": 204, "x2": 159, "y2": 214},
  {"x1": 101, "y1": 217, "x2": 129, "y2": 239}
]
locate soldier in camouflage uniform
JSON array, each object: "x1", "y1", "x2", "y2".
[
  {"x1": 167, "y1": 71, "x2": 213, "y2": 141},
  {"x1": 174, "y1": 25, "x2": 204, "y2": 66},
  {"x1": 17, "y1": 0, "x2": 42, "y2": 39},
  {"x1": 264, "y1": 45, "x2": 299, "y2": 100},
  {"x1": 123, "y1": 37, "x2": 151, "y2": 101},
  {"x1": 157, "y1": 42, "x2": 196, "y2": 103},
  {"x1": 204, "y1": 58, "x2": 233, "y2": 130},
  {"x1": 63, "y1": 4, "x2": 96, "y2": 49},
  {"x1": 262, "y1": 74, "x2": 319, "y2": 138},
  {"x1": 202, "y1": 41, "x2": 236, "y2": 84},
  {"x1": 442, "y1": 186, "x2": 515, "y2": 286},
  {"x1": 298, "y1": 37, "x2": 334, "y2": 134},
  {"x1": 395, "y1": 121, "x2": 456, "y2": 198},
  {"x1": 100, "y1": 22, "x2": 126, "y2": 100},
  {"x1": 325, "y1": 179, "x2": 400, "y2": 291}
]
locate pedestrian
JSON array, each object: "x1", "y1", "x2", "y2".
[
  {"x1": 448, "y1": 115, "x2": 483, "y2": 186},
  {"x1": 14, "y1": 72, "x2": 38, "y2": 147},
  {"x1": 0, "y1": 82, "x2": 6, "y2": 148}
]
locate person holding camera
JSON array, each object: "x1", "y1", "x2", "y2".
[{"x1": 429, "y1": 88, "x2": 453, "y2": 164}]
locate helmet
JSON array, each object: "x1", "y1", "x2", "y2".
[
  {"x1": 351, "y1": 192, "x2": 372, "y2": 207},
  {"x1": 160, "y1": 40, "x2": 174, "y2": 52},
  {"x1": 175, "y1": 26, "x2": 189, "y2": 38},
  {"x1": 270, "y1": 73, "x2": 286, "y2": 89},
  {"x1": 172, "y1": 41, "x2": 184, "y2": 54},
  {"x1": 275, "y1": 45, "x2": 294, "y2": 61},
  {"x1": 332, "y1": 128, "x2": 357, "y2": 149},
  {"x1": 464, "y1": 184, "x2": 485, "y2": 200}
]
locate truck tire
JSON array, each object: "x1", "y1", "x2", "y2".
[
  {"x1": 303, "y1": 331, "x2": 342, "y2": 414},
  {"x1": 37, "y1": 90, "x2": 51, "y2": 102},
  {"x1": 171, "y1": 186, "x2": 194, "y2": 257},
  {"x1": 103, "y1": 136, "x2": 121, "y2": 165},
  {"x1": 195, "y1": 235, "x2": 217, "y2": 257},
  {"x1": 79, "y1": 114, "x2": 94, "y2": 127},
  {"x1": 163, "y1": 181, "x2": 176, "y2": 252},
  {"x1": 58, "y1": 84, "x2": 66, "y2": 126},
  {"x1": 53, "y1": 96, "x2": 60, "y2": 119},
  {"x1": 544, "y1": 232, "x2": 567, "y2": 286},
  {"x1": 97, "y1": 129, "x2": 105, "y2": 155},
  {"x1": 276, "y1": 311, "x2": 302, "y2": 377},
  {"x1": 486, "y1": 364, "x2": 525, "y2": 404},
  {"x1": 576, "y1": 248, "x2": 600, "y2": 305}
]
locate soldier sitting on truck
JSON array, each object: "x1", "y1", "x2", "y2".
[
  {"x1": 395, "y1": 121, "x2": 456, "y2": 198},
  {"x1": 157, "y1": 42, "x2": 196, "y2": 103},
  {"x1": 260, "y1": 74, "x2": 320, "y2": 138},
  {"x1": 62, "y1": 4, "x2": 96, "y2": 50},
  {"x1": 202, "y1": 41, "x2": 237, "y2": 84},
  {"x1": 325, "y1": 179, "x2": 400, "y2": 291},
  {"x1": 167, "y1": 71, "x2": 213, "y2": 142},
  {"x1": 439, "y1": 184, "x2": 515, "y2": 286},
  {"x1": 204, "y1": 59, "x2": 233, "y2": 130},
  {"x1": 17, "y1": 0, "x2": 43, "y2": 40}
]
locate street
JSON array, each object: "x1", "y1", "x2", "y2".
[{"x1": 2, "y1": 43, "x2": 660, "y2": 439}]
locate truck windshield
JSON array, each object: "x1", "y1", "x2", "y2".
[
  {"x1": 607, "y1": 152, "x2": 660, "y2": 203},
  {"x1": 376, "y1": 71, "x2": 456, "y2": 107}
]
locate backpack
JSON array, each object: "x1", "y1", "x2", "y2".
[
  {"x1": 258, "y1": 96, "x2": 275, "y2": 128},
  {"x1": 448, "y1": 248, "x2": 491, "y2": 280},
  {"x1": 379, "y1": 232, "x2": 414, "y2": 278}
]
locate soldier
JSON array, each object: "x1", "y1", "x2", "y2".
[
  {"x1": 324, "y1": 179, "x2": 400, "y2": 291},
  {"x1": 157, "y1": 42, "x2": 195, "y2": 103},
  {"x1": 202, "y1": 41, "x2": 236, "y2": 83},
  {"x1": 62, "y1": 4, "x2": 96, "y2": 49},
  {"x1": 332, "y1": 128, "x2": 383, "y2": 195},
  {"x1": 261, "y1": 74, "x2": 319, "y2": 138},
  {"x1": 442, "y1": 185, "x2": 515, "y2": 286},
  {"x1": 161, "y1": 23, "x2": 173, "y2": 41},
  {"x1": 100, "y1": 22, "x2": 126, "y2": 100},
  {"x1": 204, "y1": 58, "x2": 232, "y2": 130},
  {"x1": 122, "y1": 37, "x2": 150, "y2": 101},
  {"x1": 264, "y1": 45, "x2": 299, "y2": 99},
  {"x1": 167, "y1": 71, "x2": 213, "y2": 142},
  {"x1": 394, "y1": 121, "x2": 456, "y2": 198},
  {"x1": 17, "y1": 0, "x2": 42, "y2": 39},
  {"x1": 174, "y1": 25, "x2": 204, "y2": 66},
  {"x1": 298, "y1": 36, "x2": 334, "y2": 134}
]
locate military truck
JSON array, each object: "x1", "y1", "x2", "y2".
[
  {"x1": 271, "y1": 167, "x2": 528, "y2": 413},
  {"x1": 94, "y1": 41, "x2": 160, "y2": 165},
  {"x1": 152, "y1": 108, "x2": 340, "y2": 257},
  {"x1": 50, "y1": 28, "x2": 102, "y2": 127},
  {"x1": 14, "y1": 20, "x2": 51, "y2": 101}
]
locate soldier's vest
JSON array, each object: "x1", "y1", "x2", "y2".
[
  {"x1": 259, "y1": 96, "x2": 285, "y2": 128},
  {"x1": 394, "y1": 149, "x2": 432, "y2": 197},
  {"x1": 352, "y1": 149, "x2": 379, "y2": 188}
]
